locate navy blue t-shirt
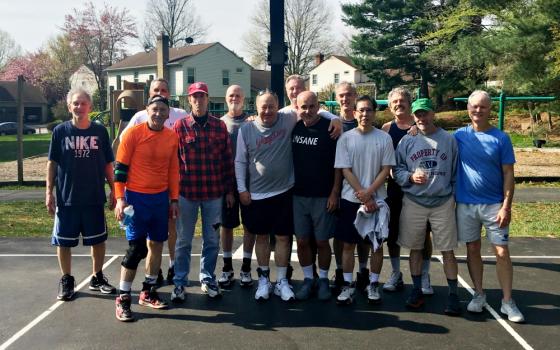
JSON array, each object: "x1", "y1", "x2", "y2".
[{"x1": 48, "y1": 121, "x2": 114, "y2": 206}]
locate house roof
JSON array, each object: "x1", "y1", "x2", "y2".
[
  {"x1": 106, "y1": 43, "x2": 216, "y2": 71},
  {"x1": 251, "y1": 70, "x2": 271, "y2": 92},
  {"x1": 332, "y1": 55, "x2": 358, "y2": 69},
  {"x1": 0, "y1": 81, "x2": 47, "y2": 104}
]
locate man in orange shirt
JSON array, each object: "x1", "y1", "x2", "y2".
[{"x1": 113, "y1": 95, "x2": 179, "y2": 322}]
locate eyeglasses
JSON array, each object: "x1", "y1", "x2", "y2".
[{"x1": 257, "y1": 89, "x2": 277, "y2": 97}]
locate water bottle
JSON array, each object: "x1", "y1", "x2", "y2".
[{"x1": 119, "y1": 205, "x2": 134, "y2": 230}]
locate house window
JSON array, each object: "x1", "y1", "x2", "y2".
[
  {"x1": 312, "y1": 74, "x2": 317, "y2": 85},
  {"x1": 133, "y1": 71, "x2": 139, "y2": 82},
  {"x1": 149, "y1": 75, "x2": 154, "y2": 81},
  {"x1": 187, "y1": 68, "x2": 195, "y2": 84},
  {"x1": 222, "y1": 70, "x2": 230, "y2": 85},
  {"x1": 344, "y1": 71, "x2": 349, "y2": 75},
  {"x1": 236, "y1": 67, "x2": 243, "y2": 73},
  {"x1": 116, "y1": 75, "x2": 122, "y2": 90},
  {"x1": 334, "y1": 73, "x2": 340, "y2": 84}
]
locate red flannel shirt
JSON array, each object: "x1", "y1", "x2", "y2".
[{"x1": 173, "y1": 114, "x2": 234, "y2": 200}]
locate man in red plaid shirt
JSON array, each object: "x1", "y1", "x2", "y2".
[{"x1": 171, "y1": 81, "x2": 235, "y2": 302}]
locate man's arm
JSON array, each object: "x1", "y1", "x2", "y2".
[
  {"x1": 497, "y1": 164, "x2": 514, "y2": 228},
  {"x1": 318, "y1": 110, "x2": 342, "y2": 139},
  {"x1": 45, "y1": 160, "x2": 57, "y2": 216},
  {"x1": 327, "y1": 168, "x2": 342, "y2": 212},
  {"x1": 234, "y1": 128, "x2": 251, "y2": 205},
  {"x1": 105, "y1": 163, "x2": 116, "y2": 210}
]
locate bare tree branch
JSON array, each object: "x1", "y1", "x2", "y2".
[{"x1": 0, "y1": 30, "x2": 22, "y2": 70}]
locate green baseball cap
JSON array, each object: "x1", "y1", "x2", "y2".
[{"x1": 411, "y1": 98, "x2": 434, "y2": 114}]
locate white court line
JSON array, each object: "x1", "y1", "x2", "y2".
[
  {"x1": 0, "y1": 254, "x2": 202, "y2": 257},
  {"x1": 0, "y1": 255, "x2": 120, "y2": 350},
  {"x1": 434, "y1": 256, "x2": 534, "y2": 350}
]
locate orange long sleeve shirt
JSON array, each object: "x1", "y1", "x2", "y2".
[{"x1": 115, "y1": 123, "x2": 179, "y2": 200}]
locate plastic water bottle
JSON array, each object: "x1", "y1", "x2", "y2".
[{"x1": 119, "y1": 205, "x2": 134, "y2": 230}]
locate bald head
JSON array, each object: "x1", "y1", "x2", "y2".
[
  {"x1": 295, "y1": 91, "x2": 320, "y2": 125},
  {"x1": 226, "y1": 85, "x2": 245, "y2": 116}
]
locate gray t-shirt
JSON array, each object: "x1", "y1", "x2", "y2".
[
  {"x1": 334, "y1": 128, "x2": 396, "y2": 203},
  {"x1": 394, "y1": 127, "x2": 457, "y2": 207},
  {"x1": 221, "y1": 113, "x2": 248, "y2": 159}
]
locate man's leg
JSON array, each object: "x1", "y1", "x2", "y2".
[
  {"x1": 116, "y1": 238, "x2": 147, "y2": 321},
  {"x1": 356, "y1": 242, "x2": 370, "y2": 291},
  {"x1": 366, "y1": 245, "x2": 383, "y2": 303},
  {"x1": 173, "y1": 197, "x2": 198, "y2": 292},
  {"x1": 58, "y1": 246, "x2": 72, "y2": 276},
  {"x1": 493, "y1": 244, "x2": 513, "y2": 301},
  {"x1": 91, "y1": 242, "x2": 105, "y2": 275},
  {"x1": 466, "y1": 239, "x2": 484, "y2": 294},
  {"x1": 274, "y1": 234, "x2": 295, "y2": 301},
  {"x1": 441, "y1": 250, "x2": 460, "y2": 315},
  {"x1": 166, "y1": 218, "x2": 177, "y2": 281},
  {"x1": 198, "y1": 198, "x2": 222, "y2": 297},
  {"x1": 421, "y1": 230, "x2": 434, "y2": 295},
  {"x1": 406, "y1": 249, "x2": 425, "y2": 308},
  {"x1": 240, "y1": 227, "x2": 255, "y2": 286},
  {"x1": 332, "y1": 238, "x2": 344, "y2": 287},
  {"x1": 89, "y1": 241, "x2": 116, "y2": 294}
]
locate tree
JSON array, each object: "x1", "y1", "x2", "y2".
[
  {"x1": 243, "y1": 0, "x2": 334, "y2": 75},
  {"x1": 0, "y1": 29, "x2": 21, "y2": 70},
  {"x1": 63, "y1": 2, "x2": 137, "y2": 109},
  {"x1": 140, "y1": 0, "x2": 208, "y2": 50}
]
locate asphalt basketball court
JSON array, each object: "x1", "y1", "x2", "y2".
[{"x1": 1, "y1": 237, "x2": 558, "y2": 350}]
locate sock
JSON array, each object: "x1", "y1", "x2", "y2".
[
  {"x1": 169, "y1": 259, "x2": 174, "y2": 268},
  {"x1": 276, "y1": 266, "x2": 288, "y2": 282},
  {"x1": 343, "y1": 272, "x2": 353, "y2": 283},
  {"x1": 447, "y1": 278, "x2": 458, "y2": 295},
  {"x1": 243, "y1": 251, "x2": 252, "y2": 259},
  {"x1": 144, "y1": 274, "x2": 157, "y2": 285},
  {"x1": 422, "y1": 259, "x2": 431, "y2": 275},
  {"x1": 223, "y1": 256, "x2": 233, "y2": 270},
  {"x1": 95, "y1": 270, "x2": 104, "y2": 280},
  {"x1": 301, "y1": 265, "x2": 314, "y2": 279},
  {"x1": 359, "y1": 262, "x2": 367, "y2": 270},
  {"x1": 412, "y1": 274, "x2": 422, "y2": 290},
  {"x1": 369, "y1": 272, "x2": 380, "y2": 284},
  {"x1": 223, "y1": 251, "x2": 232, "y2": 258},
  {"x1": 319, "y1": 269, "x2": 329, "y2": 279},
  {"x1": 390, "y1": 257, "x2": 400, "y2": 273},
  {"x1": 242, "y1": 258, "x2": 251, "y2": 271},
  {"x1": 119, "y1": 280, "x2": 132, "y2": 295}
]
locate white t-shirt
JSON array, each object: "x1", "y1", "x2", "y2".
[
  {"x1": 334, "y1": 127, "x2": 395, "y2": 203},
  {"x1": 119, "y1": 107, "x2": 188, "y2": 140}
]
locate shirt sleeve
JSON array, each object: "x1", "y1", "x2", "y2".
[
  {"x1": 235, "y1": 128, "x2": 249, "y2": 193},
  {"x1": 318, "y1": 109, "x2": 339, "y2": 120},
  {"x1": 501, "y1": 133, "x2": 516, "y2": 165},
  {"x1": 381, "y1": 134, "x2": 396, "y2": 167},
  {"x1": 334, "y1": 134, "x2": 351, "y2": 169}
]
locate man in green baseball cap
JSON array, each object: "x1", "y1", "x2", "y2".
[{"x1": 411, "y1": 98, "x2": 434, "y2": 114}]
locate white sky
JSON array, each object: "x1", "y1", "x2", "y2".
[{"x1": 0, "y1": 0, "x2": 356, "y2": 60}]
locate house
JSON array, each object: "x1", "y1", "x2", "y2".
[
  {"x1": 105, "y1": 42, "x2": 253, "y2": 112},
  {"x1": 0, "y1": 81, "x2": 48, "y2": 123},
  {"x1": 69, "y1": 65, "x2": 98, "y2": 98},
  {"x1": 308, "y1": 55, "x2": 372, "y2": 94}
]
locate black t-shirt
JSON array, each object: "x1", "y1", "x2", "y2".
[
  {"x1": 291, "y1": 117, "x2": 337, "y2": 197},
  {"x1": 48, "y1": 121, "x2": 114, "y2": 206}
]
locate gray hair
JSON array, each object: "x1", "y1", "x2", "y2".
[
  {"x1": 66, "y1": 88, "x2": 92, "y2": 105},
  {"x1": 468, "y1": 90, "x2": 491, "y2": 106},
  {"x1": 387, "y1": 87, "x2": 412, "y2": 106},
  {"x1": 150, "y1": 78, "x2": 169, "y2": 90},
  {"x1": 336, "y1": 81, "x2": 357, "y2": 95},
  {"x1": 285, "y1": 74, "x2": 305, "y2": 86}
]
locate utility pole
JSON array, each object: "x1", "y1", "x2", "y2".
[
  {"x1": 17, "y1": 75, "x2": 24, "y2": 185},
  {"x1": 269, "y1": 0, "x2": 285, "y2": 107}
]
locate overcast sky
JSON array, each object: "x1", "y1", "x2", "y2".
[{"x1": 1, "y1": 0, "x2": 356, "y2": 60}]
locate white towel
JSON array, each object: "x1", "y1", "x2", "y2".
[{"x1": 353, "y1": 200, "x2": 390, "y2": 252}]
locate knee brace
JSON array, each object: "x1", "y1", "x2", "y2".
[{"x1": 121, "y1": 239, "x2": 148, "y2": 270}]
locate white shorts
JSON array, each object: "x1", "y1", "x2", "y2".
[{"x1": 456, "y1": 203, "x2": 509, "y2": 246}]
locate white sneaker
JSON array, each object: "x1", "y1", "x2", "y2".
[
  {"x1": 171, "y1": 285, "x2": 185, "y2": 303},
  {"x1": 501, "y1": 299, "x2": 525, "y2": 323},
  {"x1": 383, "y1": 271, "x2": 404, "y2": 292},
  {"x1": 218, "y1": 270, "x2": 234, "y2": 288},
  {"x1": 366, "y1": 282, "x2": 382, "y2": 304},
  {"x1": 254, "y1": 276, "x2": 272, "y2": 300},
  {"x1": 336, "y1": 284, "x2": 355, "y2": 305},
  {"x1": 240, "y1": 270, "x2": 253, "y2": 287},
  {"x1": 421, "y1": 272, "x2": 434, "y2": 295},
  {"x1": 274, "y1": 278, "x2": 295, "y2": 301},
  {"x1": 467, "y1": 292, "x2": 486, "y2": 313}
]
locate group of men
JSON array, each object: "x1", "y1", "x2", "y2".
[{"x1": 47, "y1": 75, "x2": 524, "y2": 324}]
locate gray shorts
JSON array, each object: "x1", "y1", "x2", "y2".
[
  {"x1": 293, "y1": 195, "x2": 337, "y2": 241},
  {"x1": 456, "y1": 203, "x2": 509, "y2": 246}
]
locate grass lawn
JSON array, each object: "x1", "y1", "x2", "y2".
[
  {"x1": 1, "y1": 201, "x2": 558, "y2": 238},
  {"x1": 509, "y1": 132, "x2": 560, "y2": 148},
  {"x1": 0, "y1": 134, "x2": 51, "y2": 162}
]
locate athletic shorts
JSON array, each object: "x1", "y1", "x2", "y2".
[
  {"x1": 240, "y1": 190, "x2": 293, "y2": 236},
  {"x1": 398, "y1": 196, "x2": 457, "y2": 251},
  {"x1": 385, "y1": 192, "x2": 403, "y2": 248},
  {"x1": 335, "y1": 199, "x2": 379, "y2": 245},
  {"x1": 125, "y1": 189, "x2": 169, "y2": 242},
  {"x1": 293, "y1": 195, "x2": 336, "y2": 241},
  {"x1": 51, "y1": 205, "x2": 107, "y2": 247},
  {"x1": 221, "y1": 192, "x2": 241, "y2": 229},
  {"x1": 456, "y1": 203, "x2": 509, "y2": 245}
]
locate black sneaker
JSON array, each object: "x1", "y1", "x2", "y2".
[
  {"x1": 444, "y1": 293, "x2": 461, "y2": 316},
  {"x1": 166, "y1": 266, "x2": 175, "y2": 284},
  {"x1": 406, "y1": 288, "x2": 425, "y2": 309},
  {"x1": 356, "y1": 268, "x2": 370, "y2": 293},
  {"x1": 156, "y1": 269, "x2": 164, "y2": 287},
  {"x1": 286, "y1": 264, "x2": 294, "y2": 283},
  {"x1": 57, "y1": 274, "x2": 75, "y2": 301},
  {"x1": 115, "y1": 294, "x2": 134, "y2": 322},
  {"x1": 89, "y1": 274, "x2": 116, "y2": 294},
  {"x1": 331, "y1": 268, "x2": 344, "y2": 292}
]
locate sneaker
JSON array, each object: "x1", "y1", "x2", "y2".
[
  {"x1": 201, "y1": 280, "x2": 222, "y2": 298},
  {"x1": 171, "y1": 285, "x2": 185, "y2": 303},
  {"x1": 295, "y1": 278, "x2": 315, "y2": 300},
  {"x1": 240, "y1": 270, "x2": 253, "y2": 287},
  {"x1": 337, "y1": 283, "x2": 355, "y2": 305},
  {"x1": 139, "y1": 286, "x2": 168, "y2": 309},
  {"x1": 366, "y1": 282, "x2": 382, "y2": 304},
  {"x1": 57, "y1": 274, "x2": 75, "y2": 301},
  {"x1": 406, "y1": 288, "x2": 425, "y2": 309},
  {"x1": 421, "y1": 272, "x2": 434, "y2": 295},
  {"x1": 274, "y1": 278, "x2": 295, "y2": 301},
  {"x1": 115, "y1": 294, "x2": 134, "y2": 322},
  {"x1": 356, "y1": 268, "x2": 369, "y2": 293},
  {"x1": 467, "y1": 292, "x2": 487, "y2": 313},
  {"x1": 317, "y1": 278, "x2": 332, "y2": 301},
  {"x1": 383, "y1": 271, "x2": 404, "y2": 292},
  {"x1": 255, "y1": 269, "x2": 272, "y2": 301},
  {"x1": 89, "y1": 274, "x2": 116, "y2": 294},
  {"x1": 500, "y1": 299, "x2": 525, "y2": 323},
  {"x1": 156, "y1": 269, "x2": 164, "y2": 287},
  {"x1": 331, "y1": 268, "x2": 344, "y2": 291},
  {"x1": 444, "y1": 293, "x2": 461, "y2": 316},
  {"x1": 166, "y1": 266, "x2": 175, "y2": 284},
  {"x1": 218, "y1": 269, "x2": 235, "y2": 288}
]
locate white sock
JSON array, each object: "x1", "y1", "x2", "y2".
[
  {"x1": 369, "y1": 272, "x2": 380, "y2": 283},
  {"x1": 422, "y1": 259, "x2": 431, "y2": 275},
  {"x1": 259, "y1": 266, "x2": 269, "y2": 271},
  {"x1": 223, "y1": 251, "x2": 232, "y2": 258},
  {"x1": 359, "y1": 262, "x2": 367, "y2": 270},
  {"x1": 301, "y1": 265, "x2": 314, "y2": 279},
  {"x1": 145, "y1": 274, "x2": 157, "y2": 284},
  {"x1": 343, "y1": 272, "x2": 353, "y2": 283},
  {"x1": 119, "y1": 280, "x2": 132, "y2": 293},
  {"x1": 243, "y1": 251, "x2": 252, "y2": 259},
  {"x1": 169, "y1": 259, "x2": 174, "y2": 268},
  {"x1": 276, "y1": 266, "x2": 288, "y2": 282},
  {"x1": 318, "y1": 269, "x2": 329, "y2": 279},
  {"x1": 390, "y1": 257, "x2": 400, "y2": 273}
]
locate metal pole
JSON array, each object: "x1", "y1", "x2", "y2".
[
  {"x1": 270, "y1": 0, "x2": 285, "y2": 107},
  {"x1": 498, "y1": 91, "x2": 506, "y2": 131},
  {"x1": 16, "y1": 75, "x2": 24, "y2": 184}
]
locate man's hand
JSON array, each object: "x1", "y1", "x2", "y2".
[
  {"x1": 45, "y1": 191, "x2": 55, "y2": 216},
  {"x1": 107, "y1": 190, "x2": 116, "y2": 210},
  {"x1": 225, "y1": 192, "x2": 235, "y2": 208},
  {"x1": 114, "y1": 198, "x2": 127, "y2": 221},
  {"x1": 169, "y1": 201, "x2": 179, "y2": 220},
  {"x1": 326, "y1": 191, "x2": 339, "y2": 213},
  {"x1": 239, "y1": 191, "x2": 252, "y2": 206},
  {"x1": 410, "y1": 170, "x2": 428, "y2": 184},
  {"x1": 355, "y1": 188, "x2": 373, "y2": 204},
  {"x1": 496, "y1": 207, "x2": 511, "y2": 228},
  {"x1": 364, "y1": 199, "x2": 379, "y2": 213},
  {"x1": 407, "y1": 124, "x2": 418, "y2": 136},
  {"x1": 328, "y1": 118, "x2": 342, "y2": 139}
]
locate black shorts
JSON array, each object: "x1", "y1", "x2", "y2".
[
  {"x1": 221, "y1": 192, "x2": 241, "y2": 229},
  {"x1": 335, "y1": 199, "x2": 377, "y2": 245},
  {"x1": 385, "y1": 192, "x2": 404, "y2": 248},
  {"x1": 240, "y1": 190, "x2": 294, "y2": 236}
]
